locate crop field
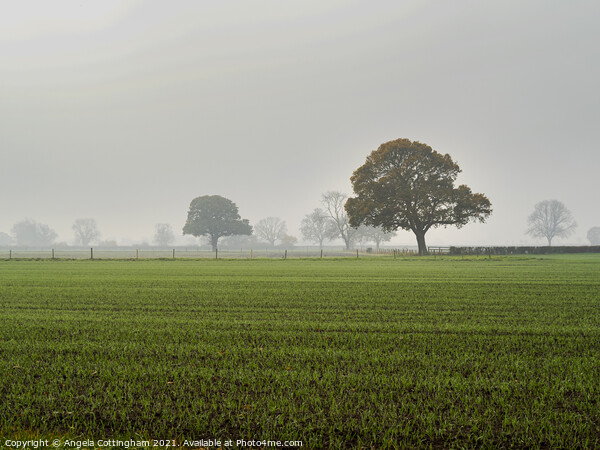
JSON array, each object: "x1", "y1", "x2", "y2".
[{"x1": 0, "y1": 255, "x2": 599, "y2": 448}]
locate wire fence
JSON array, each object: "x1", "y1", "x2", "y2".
[
  {"x1": 4, "y1": 246, "x2": 597, "y2": 260},
  {"x1": 0, "y1": 247, "x2": 420, "y2": 260}
]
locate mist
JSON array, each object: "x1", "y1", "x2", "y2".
[{"x1": 1, "y1": 0, "x2": 598, "y2": 248}]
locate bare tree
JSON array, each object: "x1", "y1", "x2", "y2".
[
  {"x1": 361, "y1": 226, "x2": 397, "y2": 250},
  {"x1": 322, "y1": 191, "x2": 359, "y2": 250},
  {"x1": 527, "y1": 200, "x2": 576, "y2": 246},
  {"x1": 72, "y1": 218, "x2": 100, "y2": 246},
  {"x1": 254, "y1": 217, "x2": 287, "y2": 246},
  {"x1": 153, "y1": 223, "x2": 175, "y2": 247},
  {"x1": 587, "y1": 227, "x2": 600, "y2": 245},
  {"x1": 300, "y1": 208, "x2": 337, "y2": 249}
]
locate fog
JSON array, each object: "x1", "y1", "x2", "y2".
[{"x1": 1, "y1": 0, "x2": 598, "y2": 247}]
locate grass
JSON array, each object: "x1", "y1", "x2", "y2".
[{"x1": 0, "y1": 255, "x2": 599, "y2": 448}]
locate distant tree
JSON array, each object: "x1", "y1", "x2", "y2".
[
  {"x1": 279, "y1": 234, "x2": 298, "y2": 248},
  {"x1": 526, "y1": 200, "x2": 576, "y2": 246},
  {"x1": 153, "y1": 223, "x2": 175, "y2": 247},
  {"x1": 322, "y1": 191, "x2": 360, "y2": 250},
  {"x1": 300, "y1": 208, "x2": 338, "y2": 249},
  {"x1": 254, "y1": 217, "x2": 287, "y2": 246},
  {"x1": 345, "y1": 139, "x2": 492, "y2": 255},
  {"x1": 183, "y1": 195, "x2": 252, "y2": 251},
  {"x1": 12, "y1": 219, "x2": 58, "y2": 246},
  {"x1": 72, "y1": 218, "x2": 100, "y2": 246},
  {"x1": 361, "y1": 226, "x2": 397, "y2": 250},
  {"x1": 586, "y1": 227, "x2": 600, "y2": 245},
  {"x1": 0, "y1": 232, "x2": 13, "y2": 246}
]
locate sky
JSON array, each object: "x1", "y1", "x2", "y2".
[{"x1": 1, "y1": 0, "x2": 599, "y2": 247}]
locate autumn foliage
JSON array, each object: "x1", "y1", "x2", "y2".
[{"x1": 346, "y1": 139, "x2": 492, "y2": 255}]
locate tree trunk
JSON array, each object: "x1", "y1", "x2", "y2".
[
  {"x1": 415, "y1": 230, "x2": 428, "y2": 256},
  {"x1": 340, "y1": 230, "x2": 350, "y2": 250},
  {"x1": 211, "y1": 235, "x2": 219, "y2": 252},
  {"x1": 344, "y1": 237, "x2": 351, "y2": 250},
  {"x1": 547, "y1": 236, "x2": 552, "y2": 246}
]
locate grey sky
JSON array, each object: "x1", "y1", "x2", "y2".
[{"x1": 1, "y1": 0, "x2": 598, "y2": 246}]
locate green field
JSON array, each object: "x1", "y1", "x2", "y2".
[{"x1": 1, "y1": 256, "x2": 599, "y2": 448}]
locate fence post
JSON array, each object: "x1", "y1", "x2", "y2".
[
  {"x1": 356, "y1": 249, "x2": 359, "y2": 258},
  {"x1": 215, "y1": 248, "x2": 218, "y2": 259},
  {"x1": 251, "y1": 249, "x2": 253, "y2": 259},
  {"x1": 284, "y1": 249, "x2": 287, "y2": 259},
  {"x1": 136, "y1": 249, "x2": 139, "y2": 259},
  {"x1": 320, "y1": 249, "x2": 323, "y2": 259},
  {"x1": 90, "y1": 248, "x2": 94, "y2": 260},
  {"x1": 9, "y1": 249, "x2": 12, "y2": 259},
  {"x1": 52, "y1": 248, "x2": 55, "y2": 259},
  {"x1": 173, "y1": 248, "x2": 175, "y2": 259}
]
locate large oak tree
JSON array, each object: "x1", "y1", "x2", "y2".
[
  {"x1": 345, "y1": 138, "x2": 492, "y2": 255},
  {"x1": 183, "y1": 195, "x2": 252, "y2": 251}
]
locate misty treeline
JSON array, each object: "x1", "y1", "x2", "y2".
[
  {"x1": 180, "y1": 193, "x2": 396, "y2": 252},
  {"x1": 0, "y1": 218, "x2": 163, "y2": 248},
  {"x1": 1, "y1": 198, "x2": 594, "y2": 250},
  {"x1": 0, "y1": 199, "x2": 595, "y2": 250},
  {"x1": 1, "y1": 139, "x2": 596, "y2": 250},
  {"x1": 1, "y1": 218, "x2": 110, "y2": 248},
  {"x1": 0, "y1": 196, "x2": 396, "y2": 250}
]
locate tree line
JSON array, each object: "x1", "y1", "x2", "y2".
[
  {"x1": 181, "y1": 194, "x2": 397, "y2": 252},
  {"x1": 0, "y1": 219, "x2": 178, "y2": 248},
  {"x1": 2, "y1": 138, "x2": 597, "y2": 253}
]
